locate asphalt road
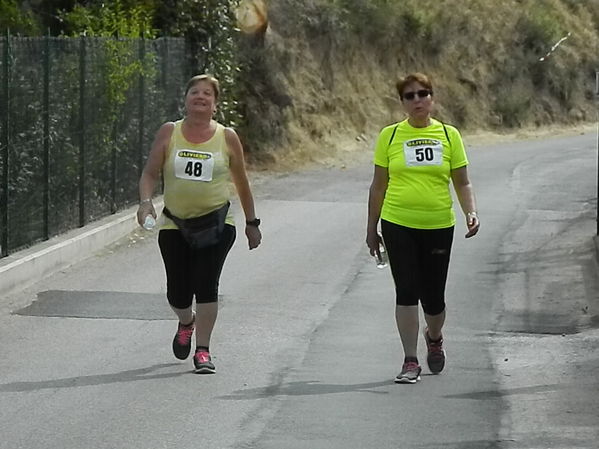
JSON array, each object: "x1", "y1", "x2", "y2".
[{"x1": 1, "y1": 130, "x2": 598, "y2": 449}]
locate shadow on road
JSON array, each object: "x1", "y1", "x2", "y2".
[
  {"x1": 0, "y1": 363, "x2": 185, "y2": 392},
  {"x1": 220, "y1": 379, "x2": 393, "y2": 400}
]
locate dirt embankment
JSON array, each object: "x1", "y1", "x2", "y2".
[{"x1": 235, "y1": 0, "x2": 599, "y2": 171}]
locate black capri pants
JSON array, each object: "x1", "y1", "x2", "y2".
[
  {"x1": 158, "y1": 225, "x2": 236, "y2": 308},
  {"x1": 381, "y1": 219, "x2": 454, "y2": 316}
]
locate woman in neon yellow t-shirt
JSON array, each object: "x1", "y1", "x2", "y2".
[{"x1": 366, "y1": 72, "x2": 480, "y2": 384}]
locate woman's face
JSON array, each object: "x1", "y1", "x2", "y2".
[
  {"x1": 401, "y1": 81, "x2": 433, "y2": 121},
  {"x1": 185, "y1": 80, "x2": 217, "y2": 116}
]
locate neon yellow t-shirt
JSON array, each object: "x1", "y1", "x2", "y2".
[{"x1": 373, "y1": 118, "x2": 468, "y2": 229}]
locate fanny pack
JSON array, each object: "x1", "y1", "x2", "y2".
[{"x1": 163, "y1": 202, "x2": 230, "y2": 250}]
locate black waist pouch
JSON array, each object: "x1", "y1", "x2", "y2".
[{"x1": 163, "y1": 202, "x2": 230, "y2": 250}]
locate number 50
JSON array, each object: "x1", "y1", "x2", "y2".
[{"x1": 415, "y1": 147, "x2": 434, "y2": 162}]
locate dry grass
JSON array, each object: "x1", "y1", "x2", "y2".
[
  {"x1": 239, "y1": 0, "x2": 599, "y2": 170},
  {"x1": 248, "y1": 121, "x2": 598, "y2": 174}
]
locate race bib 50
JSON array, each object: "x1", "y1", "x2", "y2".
[{"x1": 403, "y1": 139, "x2": 443, "y2": 166}]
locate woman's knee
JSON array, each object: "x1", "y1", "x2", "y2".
[
  {"x1": 195, "y1": 293, "x2": 218, "y2": 304},
  {"x1": 396, "y1": 292, "x2": 419, "y2": 307},
  {"x1": 421, "y1": 301, "x2": 446, "y2": 316},
  {"x1": 167, "y1": 290, "x2": 194, "y2": 309}
]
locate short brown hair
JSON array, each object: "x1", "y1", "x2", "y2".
[
  {"x1": 185, "y1": 74, "x2": 220, "y2": 101},
  {"x1": 396, "y1": 73, "x2": 433, "y2": 100}
]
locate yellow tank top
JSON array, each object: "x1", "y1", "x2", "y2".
[{"x1": 160, "y1": 120, "x2": 234, "y2": 230}]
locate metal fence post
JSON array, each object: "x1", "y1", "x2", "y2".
[
  {"x1": 596, "y1": 71, "x2": 599, "y2": 236},
  {"x1": 162, "y1": 38, "x2": 168, "y2": 96},
  {"x1": 1, "y1": 30, "x2": 10, "y2": 257},
  {"x1": 138, "y1": 35, "x2": 145, "y2": 179},
  {"x1": 110, "y1": 120, "x2": 117, "y2": 214},
  {"x1": 43, "y1": 30, "x2": 50, "y2": 240},
  {"x1": 110, "y1": 34, "x2": 118, "y2": 215},
  {"x1": 78, "y1": 35, "x2": 86, "y2": 227}
]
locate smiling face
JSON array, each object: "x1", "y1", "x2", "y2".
[
  {"x1": 185, "y1": 79, "x2": 218, "y2": 116},
  {"x1": 401, "y1": 81, "x2": 434, "y2": 123}
]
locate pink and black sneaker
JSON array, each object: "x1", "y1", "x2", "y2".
[
  {"x1": 194, "y1": 350, "x2": 216, "y2": 374},
  {"x1": 172, "y1": 318, "x2": 194, "y2": 360}
]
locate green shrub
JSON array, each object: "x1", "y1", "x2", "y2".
[
  {"x1": 519, "y1": 6, "x2": 564, "y2": 55},
  {"x1": 0, "y1": 0, "x2": 39, "y2": 35},
  {"x1": 493, "y1": 81, "x2": 534, "y2": 128}
]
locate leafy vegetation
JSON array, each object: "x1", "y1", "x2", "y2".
[
  {"x1": 154, "y1": 0, "x2": 244, "y2": 128},
  {"x1": 1, "y1": 0, "x2": 242, "y2": 126},
  {"x1": 0, "y1": 0, "x2": 39, "y2": 35},
  {"x1": 3, "y1": 0, "x2": 599, "y2": 153}
]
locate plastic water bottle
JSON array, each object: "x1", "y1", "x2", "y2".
[
  {"x1": 376, "y1": 242, "x2": 388, "y2": 269},
  {"x1": 142, "y1": 215, "x2": 156, "y2": 230}
]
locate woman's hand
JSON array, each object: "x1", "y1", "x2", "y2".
[
  {"x1": 465, "y1": 212, "x2": 480, "y2": 238},
  {"x1": 245, "y1": 225, "x2": 262, "y2": 250},
  {"x1": 137, "y1": 201, "x2": 156, "y2": 227},
  {"x1": 137, "y1": 121, "x2": 172, "y2": 227},
  {"x1": 366, "y1": 228, "x2": 382, "y2": 258}
]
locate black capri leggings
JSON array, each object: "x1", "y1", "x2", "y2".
[
  {"x1": 158, "y1": 225, "x2": 236, "y2": 308},
  {"x1": 381, "y1": 219, "x2": 454, "y2": 316}
]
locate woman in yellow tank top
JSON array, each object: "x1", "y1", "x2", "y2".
[{"x1": 136, "y1": 74, "x2": 262, "y2": 374}]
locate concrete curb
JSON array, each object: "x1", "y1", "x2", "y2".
[{"x1": 0, "y1": 198, "x2": 163, "y2": 297}]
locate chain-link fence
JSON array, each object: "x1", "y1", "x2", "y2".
[{"x1": 0, "y1": 34, "x2": 196, "y2": 257}]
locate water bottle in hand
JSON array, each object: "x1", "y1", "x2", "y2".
[
  {"x1": 375, "y1": 242, "x2": 388, "y2": 269},
  {"x1": 142, "y1": 215, "x2": 156, "y2": 230}
]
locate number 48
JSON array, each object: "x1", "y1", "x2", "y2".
[{"x1": 185, "y1": 161, "x2": 203, "y2": 177}]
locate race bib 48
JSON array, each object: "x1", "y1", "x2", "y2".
[{"x1": 174, "y1": 150, "x2": 215, "y2": 182}]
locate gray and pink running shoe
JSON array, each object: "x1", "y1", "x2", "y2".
[
  {"x1": 424, "y1": 329, "x2": 446, "y2": 374},
  {"x1": 395, "y1": 361, "x2": 422, "y2": 384},
  {"x1": 194, "y1": 350, "x2": 216, "y2": 374}
]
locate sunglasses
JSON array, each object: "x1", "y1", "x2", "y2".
[{"x1": 402, "y1": 89, "x2": 432, "y2": 101}]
